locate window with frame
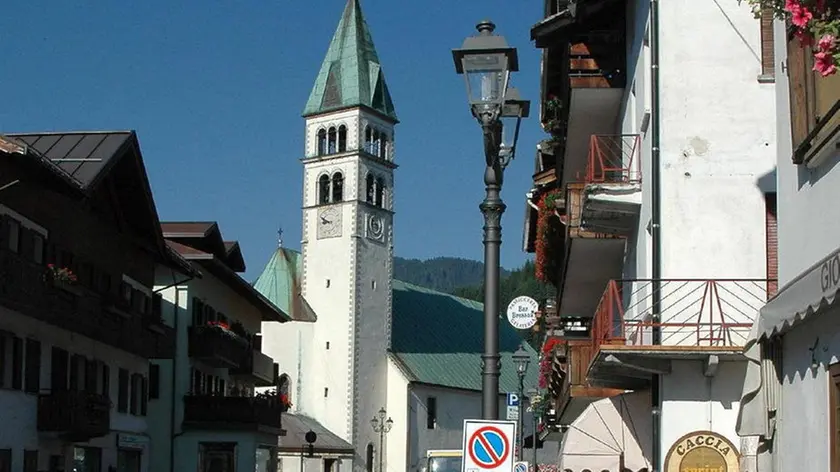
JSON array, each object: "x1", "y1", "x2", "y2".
[{"x1": 426, "y1": 396, "x2": 437, "y2": 429}]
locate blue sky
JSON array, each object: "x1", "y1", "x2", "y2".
[{"x1": 1, "y1": 1, "x2": 546, "y2": 280}]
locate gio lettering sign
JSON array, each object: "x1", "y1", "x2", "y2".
[
  {"x1": 664, "y1": 430, "x2": 739, "y2": 472},
  {"x1": 821, "y1": 252, "x2": 840, "y2": 295}
]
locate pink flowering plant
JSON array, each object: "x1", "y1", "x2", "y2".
[{"x1": 741, "y1": 0, "x2": 840, "y2": 76}]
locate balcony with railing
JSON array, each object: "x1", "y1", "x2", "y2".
[
  {"x1": 585, "y1": 279, "x2": 770, "y2": 390},
  {"x1": 567, "y1": 134, "x2": 642, "y2": 237},
  {"x1": 37, "y1": 390, "x2": 111, "y2": 441},
  {"x1": 182, "y1": 393, "x2": 286, "y2": 434},
  {"x1": 187, "y1": 324, "x2": 251, "y2": 369},
  {"x1": 230, "y1": 348, "x2": 276, "y2": 387},
  {"x1": 0, "y1": 248, "x2": 175, "y2": 359}
]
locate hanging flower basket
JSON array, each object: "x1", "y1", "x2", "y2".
[
  {"x1": 534, "y1": 190, "x2": 563, "y2": 283},
  {"x1": 741, "y1": 0, "x2": 840, "y2": 76},
  {"x1": 543, "y1": 95, "x2": 566, "y2": 146},
  {"x1": 44, "y1": 264, "x2": 78, "y2": 284}
]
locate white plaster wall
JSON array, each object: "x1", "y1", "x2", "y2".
[
  {"x1": 657, "y1": 0, "x2": 776, "y2": 282},
  {"x1": 660, "y1": 360, "x2": 746, "y2": 465},
  {"x1": 775, "y1": 305, "x2": 840, "y2": 472},
  {"x1": 0, "y1": 305, "x2": 150, "y2": 472},
  {"x1": 261, "y1": 321, "x2": 312, "y2": 413},
  {"x1": 386, "y1": 357, "x2": 410, "y2": 472},
  {"x1": 658, "y1": 0, "x2": 775, "y2": 276},
  {"x1": 773, "y1": 21, "x2": 840, "y2": 286}
]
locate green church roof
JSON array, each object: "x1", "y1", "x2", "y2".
[
  {"x1": 252, "y1": 248, "x2": 317, "y2": 322},
  {"x1": 390, "y1": 280, "x2": 538, "y2": 393},
  {"x1": 253, "y1": 250, "x2": 537, "y2": 393},
  {"x1": 302, "y1": 0, "x2": 398, "y2": 121}
]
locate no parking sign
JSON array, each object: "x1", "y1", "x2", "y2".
[{"x1": 461, "y1": 420, "x2": 517, "y2": 472}]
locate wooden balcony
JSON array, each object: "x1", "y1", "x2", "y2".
[
  {"x1": 37, "y1": 390, "x2": 111, "y2": 441},
  {"x1": 188, "y1": 325, "x2": 250, "y2": 369},
  {"x1": 0, "y1": 248, "x2": 175, "y2": 359},
  {"x1": 230, "y1": 348, "x2": 276, "y2": 387},
  {"x1": 586, "y1": 279, "x2": 770, "y2": 389},
  {"x1": 182, "y1": 394, "x2": 286, "y2": 434}
]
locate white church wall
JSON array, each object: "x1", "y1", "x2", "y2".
[{"x1": 386, "y1": 357, "x2": 410, "y2": 472}]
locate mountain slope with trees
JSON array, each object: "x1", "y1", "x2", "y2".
[{"x1": 393, "y1": 256, "x2": 510, "y2": 293}]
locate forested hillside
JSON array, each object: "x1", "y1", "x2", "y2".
[{"x1": 393, "y1": 256, "x2": 510, "y2": 293}]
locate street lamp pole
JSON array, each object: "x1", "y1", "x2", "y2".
[
  {"x1": 512, "y1": 344, "x2": 531, "y2": 461},
  {"x1": 452, "y1": 20, "x2": 527, "y2": 420},
  {"x1": 370, "y1": 407, "x2": 393, "y2": 472}
]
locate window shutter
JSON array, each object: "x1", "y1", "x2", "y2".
[
  {"x1": 788, "y1": 37, "x2": 813, "y2": 149},
  {"x1": 117, "y1": 368, "x2": 129, "y2": 413},
  {"x1": 23, "y1": 338, "x2": 41, "y2": 394},
  {"x1": 760, "y1": 8, "x2": 775, "y2": 79},
  {"x1": 0, "y1": 214, "x2": 10, "y2": 250},
  {"x1": 149, "y1": 364, "x2": 160, "y2": 399},
  {"x1": 11, "y1": 337, "x2": 23, "y2": 390},
  {"x1": 765, "y1": 193, "x2": 778, "y2": 297}
]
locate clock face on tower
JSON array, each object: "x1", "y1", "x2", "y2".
[{"x1": 317, "y1": 207, "x2": 342, "y2": 239}]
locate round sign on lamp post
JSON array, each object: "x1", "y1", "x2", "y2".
[{"x1": 506, "y1": 296, "x2": 539, "y2": 330}]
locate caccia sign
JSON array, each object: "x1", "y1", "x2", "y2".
[{"x1": 506, "y1": 296, "x2": 539, "y2": 330}]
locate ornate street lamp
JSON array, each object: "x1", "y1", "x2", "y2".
[
  {"x1": 452, "y1": 20, "x2": 528, "y2": 420},
  {"x1": 371, "y1": 407, "x2": 393, "y2": 472},
  {"x1": 512, "y1": 344, "x2": 532, "y2": 460}
]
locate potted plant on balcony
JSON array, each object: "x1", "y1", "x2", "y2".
[
  {"x1": 535, "y1": 190, "x2": 563, "y2": 284},
  {"x1": 44, "y1": 264, "x2": 79, "y2": 293},
  {"x1": 740, "y1": 0, "x2": 840, "y2": 76},
  {"x1": 543, "y1": 95, "x2": 566, "y2": 147}
]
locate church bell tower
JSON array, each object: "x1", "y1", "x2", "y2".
[{"x1": 298, "y1": 1, "x2": 397, "y2": 470}]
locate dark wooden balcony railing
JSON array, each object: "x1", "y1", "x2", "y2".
[
  {"x1": 583, "y1": 134, "x2": 641, "y2": 184},
  {"x1": 182, "y1": 394, "x2": 285, "y2": 433},
  {"x1": 188, "y1": 325, "x2": 250, "y2": 369},
  {"x1": 590, "y1": 279, "x2": 770, "y2": 361},
  {"x1": 37, "y1": 390, "x2": 111, "y2": 441},
  {"x1": 0, "y1": 248, "x2": 175, "y2": 358},
  {"x1": 230, "y1": 349, "x2": 275, "y2": 387}
]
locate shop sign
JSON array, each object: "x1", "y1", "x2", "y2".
[
  {"x1": 664, "y1": 430, "x2": 739, "y2": 472},
  {"x1": 117, "y1": 433, "x2": 149, "y2": 449}
]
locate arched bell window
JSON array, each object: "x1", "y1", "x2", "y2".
[
  {"x1": 375, "y1": 177, "x2": 385, "y2": 208},
  {"x1": 332, "y1": 172, "x2": 344, "y2": 202},
  {"x1": 317, "y1": 129, "x2": 327, "y2": 156},
  {"x1": 364, "y1": 126, "x2": 373, "y2": 154},
  {"x1": 366, "y1": 174, "x2": 375, "y2": 204},
  {"x1": 318, "y1": 174, "x2": 331, "y2": 205},
  {"x1": 379, "y1": 134, "x2": 389, "y2": 160},
  {"x1": 328, "y1": 127, "x2": 337, "y2": 154},
  {"x1": 338, "y1": 125, "x2": 347, "y2": 152}
]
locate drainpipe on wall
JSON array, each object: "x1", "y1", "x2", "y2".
[{"x1": 649, "y1": 0, "x2": 663, "y2": 471}]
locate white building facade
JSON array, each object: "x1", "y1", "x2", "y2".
[{"x1": 526, "y1": 0, "x2": 777, "y2": 470}]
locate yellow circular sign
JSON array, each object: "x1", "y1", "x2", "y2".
[{"x1": 664, "y1": 430, "x2": 740, "y2": 472}]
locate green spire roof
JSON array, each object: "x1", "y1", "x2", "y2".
[
  {"x1": 302, "y1": 0, "x2": 398, "y2": 121},
  {"x1": 253, "y1": 248, "x2": 317, "y2": 322}
]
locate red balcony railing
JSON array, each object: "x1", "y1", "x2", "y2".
[
  {"x1": 585, "y1": 134, "x2": 641, "y2": 184},
  {"x1": 591, "y1": 279, "x2": 770, "y2": 356}
]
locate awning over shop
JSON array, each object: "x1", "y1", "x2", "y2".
[
  {"x1": 278, "y1": 414, "x2": 354, "y2": 456},
  {"x1": 558, "y1": 391, "x2": 651, "y2": 472},
  {"x1": 735, "y1": 246, "x2": 840, "y2": 472},
  {"x1": 752, "y1": 245, "x2": 840, "y2": 340}
]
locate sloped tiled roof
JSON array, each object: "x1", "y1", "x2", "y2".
[
  {"x1": 390, "y1": 280, "x2": 539, "y2": 393},
  {"x1": 279, "y1": 414, "x2": 354, "y2": 455},
  {"x1": 253, "y1": 248, "x2": 317, "y2": 322},
  {"x1": 302, "y1": 0, "x2": 397, "y2": 121}
]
